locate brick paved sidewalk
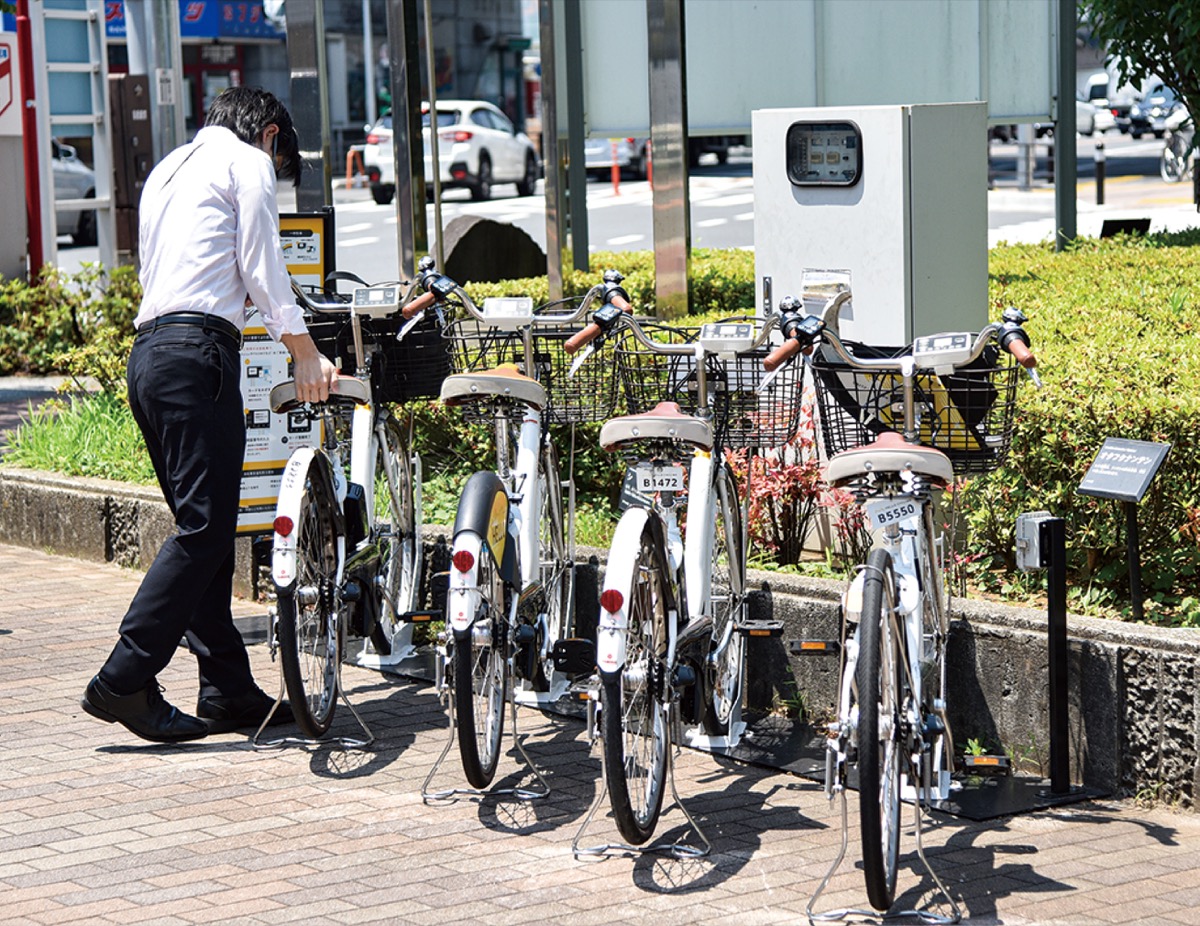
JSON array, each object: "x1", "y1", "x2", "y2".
[{"x1": 2, "y1": 542, "x2": 1199, "y2": 926}]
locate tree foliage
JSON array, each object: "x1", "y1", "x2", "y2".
[{"x1": 1080, "y1": 0, "x2": 1200, "y2": 114}]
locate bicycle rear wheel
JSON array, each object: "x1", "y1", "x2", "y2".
[
  {"x1": 277, "y1": 457, "x2": 341, "y2": 738},
  {"x1": 602, "y1": 523, "x2": 670, "y2": 845},
  {"x1": 453, "y1": 542, "x2": 509, "y2": 788},
  {"x1": 371, "y1": 416, "x2": 418, "y2": 653},
  {"x1": 857, "y1": 548, "x2": 903, "y2": 912},
  {"x1": 703, "y1": 464, "x2": 746, "y2": 735}
]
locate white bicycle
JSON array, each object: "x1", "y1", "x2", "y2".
[
  {"x1": 766, "y1": 278, "x2": 1039, "y2": 921},
  {"x1": 567, "y1": 305, "x2": 804, "y2": 852},
  {"x1": 421, "y1": 264, "x2": 621, "y2": 797},
  {"x1": 266, "y1": 270, "x2": 446, "y2": 743}
]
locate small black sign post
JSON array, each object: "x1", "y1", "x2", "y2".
[{"x1": 1077, "y1": 438, "x2": 1171, "y2": 621}]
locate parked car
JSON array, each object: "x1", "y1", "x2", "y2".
[
  {"x1": 52, "y1": 139, "x2": 97, "y2": 246},
  {"x1": 1128, "y1": 84, "x2": 1182, "y2": 139},
  {"x1": 583, "y1": 137, "x2": 649, "y2": 180},
  {"x1": 362, "y1": 100, "x2": 540, "y2": 205}
]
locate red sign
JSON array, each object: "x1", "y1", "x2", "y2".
[{"x1": 0, "y1": 43, "x2": 11, "y2": 120}]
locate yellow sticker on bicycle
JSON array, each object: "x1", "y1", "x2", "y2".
[{"x1": 486, "y1": 490, "x2": 508, "y2": 563}]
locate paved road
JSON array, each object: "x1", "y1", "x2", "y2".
[{"x1": 2, "y1": 541, "x2": 1200, "y2": 925}]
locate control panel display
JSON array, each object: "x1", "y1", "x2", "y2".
[{"x1": 785, "y1": 121, "x2": 863, "y2": 187}]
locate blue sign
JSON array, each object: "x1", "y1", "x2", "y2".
[{"x1": 105, "y1": 2, "x2": 282, "y2": 41}]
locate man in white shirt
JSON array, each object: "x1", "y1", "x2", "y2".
[{"x1": 82, "y1": 87, "x2": 337, "y2": 743}]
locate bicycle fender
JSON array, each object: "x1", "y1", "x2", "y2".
[
  {"x1": 596, "y1": 507, "x2": 655, "y2": 676},
  {"x1": 453, "y1": 470, "x2": 515, "y2": 583},
  {"x1": 271, "y1": 446, "x2": 320, "y2": 588}
]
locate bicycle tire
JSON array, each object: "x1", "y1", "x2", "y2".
[
  {"x1": 277, "y1": 456, "x2": 341, "y2": 738},
  {"x1": 1161, "y1": 144, "x2": 1185, "y2": 183},
  {"x1": 857, "y1": 548, "x2": 903, "y2": 912},
  {"x1": 602, "y1": 522, "x2": 670, "y2": 845},
  {"x1": 370, "y1": 416, "x2": 418, "y2": 653},
  {"x1": 703, "y1": 463, "x2": 746, "y2": 735},
  {"x1": 453, "y1": 539, "x2": 509, "y2": 789},
  {"x1": 532, "y1": 441, "x2": 570, "y2": 688}
]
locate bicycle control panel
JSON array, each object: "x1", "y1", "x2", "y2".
[{"x1": 352, "y1": 286, "x2": 401, "y2": 318}]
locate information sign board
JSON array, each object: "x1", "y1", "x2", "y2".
[
  {"x1": 1077, "y1": 438, "x2": 1170, "y2": 504},
  {"x1": 236, "y1": 308, "x2": 320, "y2": 534}
]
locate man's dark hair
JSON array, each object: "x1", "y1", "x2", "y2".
[{"x1": 205, "y1": 86, "x2": 302, "y2": 186}]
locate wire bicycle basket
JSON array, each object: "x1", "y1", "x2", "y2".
[
  {"x1": 444, "y1": 299, "x2": 620, "y2": 426},
  {"x1": 809, "y1": 340, "x2": 1020, "y2": 475},
  {"x1": 613, "y1": 318, "x2": 806, "y2": 450}
]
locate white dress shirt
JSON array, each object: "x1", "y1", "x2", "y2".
[{"x1": 134, "y1": 125, "x2": 308, "y2": 342}]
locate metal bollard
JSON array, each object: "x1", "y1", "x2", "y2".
[{"x1": 1095, "y1": 140, "x2": 1105, "y2": 205}]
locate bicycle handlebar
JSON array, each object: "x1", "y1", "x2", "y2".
[
  {"x1": 769, "y1": 291, "x2": 1040, "y2": 378},
  {"x1": 563, "y1": 291, "x2": 633, "y2": 354}
]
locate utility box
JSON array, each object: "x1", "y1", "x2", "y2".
[
  {"x1": 109, "y1": 74, "x2": 154, "y2": 257},
  {"x1": 753, "y1": 103, "x2": 987, "y2": 344}
]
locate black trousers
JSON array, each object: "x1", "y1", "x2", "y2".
[{"x1": 98, "y1": 324, "x2": 254, "y2": 701}]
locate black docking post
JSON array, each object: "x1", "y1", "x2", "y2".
[{"x1": 1041, "y1": 517, "x2": 1070, "y2": 794}]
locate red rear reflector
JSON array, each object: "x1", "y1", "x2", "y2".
[
  {"x1": 366, "y1": 133, "x2": 381, "y2": 144},
  {"x1": 273, "y1": 516, "x2": 294, "y2": 537},
  {"x1": 452, "y1": 550, "x2": 475, "y2": 573},
  {"x1": 600, "y1": 589, "x2": 624, "y2": 613}
]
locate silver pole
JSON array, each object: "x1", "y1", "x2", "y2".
[
  {"x1": 424, "y1": 0, "x2": 444, "y2": 269},
  {"x1": 287, "y1": 0, "x2": 334, "y2": 211},
  {"x1": 363, "y1": 0, "x2": 377, "y2": 128}
]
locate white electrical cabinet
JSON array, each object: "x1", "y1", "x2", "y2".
[{"x1": 753, "y1": 103, "x2": 988, "y2": 344}]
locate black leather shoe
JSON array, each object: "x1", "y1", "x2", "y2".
[
  {"x1": 196, "y1": 687, "x2": 291, "y2": 734},
  {"x1": 81, "y1": 676, "x2": 209, "y2": 744}
]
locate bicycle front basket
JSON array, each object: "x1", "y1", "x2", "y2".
[{"x1": 810, "y1": 341, "x2": 1019, "y2": 475}]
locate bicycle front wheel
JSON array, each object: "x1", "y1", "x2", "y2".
[
  {"x1": 703, "y1": 464, "x2": 746, "y2": 735},
  {"x1": 602, "y1": 523, "x2": 670, "y2": 845},
  {"x1": 453, "y1": 543, "x2": 509, "y2": 789},
  {"x1": 857, "y1": 548, "x2": 903, "y2": 912},
  {"x1": 371, "y1": 416, "x2": 418, "y2": 653},
  {"x1": 277, "y1": 457, "x2": 341, "y2": 738}
]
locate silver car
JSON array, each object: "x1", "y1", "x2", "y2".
[
  {"x1": 52, "y1": 139, "x2": 97, "y2": 246},
  {"x1": 583, "y1": 137, "x2": 650, "y2": 180},
  {"x1": 362, "y1": 100, "x2": 540, "y2": 205}
]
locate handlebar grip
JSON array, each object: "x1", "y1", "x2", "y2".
[
  {"x1": 763, "y1": 338, "x2": 805, "y2": 372},
  {"x1": 611, "y1": 293, "x2": 632, "y2": 313},
  {"x1": 403, "y1": 289, "x2": 437, "y2": 320},
  {"x1": 1005, "y1": 337, "x2": 1037, "y2": 369},
  {"x1": 564, "y1": 323, "x2": 602, "y2": 355}
]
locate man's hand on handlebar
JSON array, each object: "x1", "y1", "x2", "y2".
[{"x1": 281, "y1": 332, "x2": 339, "y2": 404}]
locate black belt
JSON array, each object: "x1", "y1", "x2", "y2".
[{"x1": 137, "y1": 313, "x2": 242, "y2": 348}]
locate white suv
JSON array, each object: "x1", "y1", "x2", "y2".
[{"x1": 362, "y1": 100, "x2": 540, "y2": 204}]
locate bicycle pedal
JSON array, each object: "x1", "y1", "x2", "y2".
[
  {"x1": 551, "y1": 637, "x2": 595, "y2": 676},
  {"x1": 790, "y1": 639, "x2": 840, "y2": 656},
  {"x1": 736, "y1": 619, "x2": 784, "y2": 638},
  {"x1": 401, "y1": 610, "x2": 440, "y2": 623}
]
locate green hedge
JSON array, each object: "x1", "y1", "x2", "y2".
[{"x1": 966, "y1": 231, "x2": 1200, "y2": 620}]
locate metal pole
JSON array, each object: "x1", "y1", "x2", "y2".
[
  {"x1": 1094, "y1": 139, "x2": 1105, "y2": 205},
  {"x1": 423, "y1": 0, "x2": 443, "y2": 270},
  {"x1": 16, "y1": 0, "x2": 42, "y2": 276},
  {"x1": 537, "y1": 0, "x2": 564, "y2": 299},
  {"x1": 1125, "y1": 501, "x2": 1144, "y2": 622},
  {"x1": 1053, "y1": 0, "x2": 1077, "y2": 249},
  {"x1": 383, "y1": 0, "x2": 427, "y2": 277},
  {"x1": 646, "y1": 0, "x2": 691, "y2": 320},
  {"x1": 362, "y1": 0, "x2": 377, "y2": 128},
  {"x1": 1041, "y1": 517, "x2": 1070, "y2": 794},
  {"x1": 287, "y1": 0, "x2": 334, "y2": 212}
]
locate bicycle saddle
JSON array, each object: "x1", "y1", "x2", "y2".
[
  {"x1": 599, "y1": 401, "x2": 713, "y2": 452},
  {"x1": 825, "y1": 431, "x2": 954, "y2": 486},
  {"x1": 440, "y1": 365, "x2": 547, "y2": 411},
  {"x1": 269, "y1": 376, "x2": 370, "y2": 414}
]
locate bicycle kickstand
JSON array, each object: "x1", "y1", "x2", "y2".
[
  {"x1": 806, "y1": 783, "x2": 961, "y2": 925},
  {"x1": 252, "y1": 660, "x2": 375, "y2": 751},
  {"x1": 421, "y1": 656, "x2": 550, "y2": 803},
  {"x1": 572, "y1": 697, "x2": 712, "y2": 861}
]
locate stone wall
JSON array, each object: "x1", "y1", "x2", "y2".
[{"x1": 2, "y1": 467, "x2": 1197, "y2": 805}]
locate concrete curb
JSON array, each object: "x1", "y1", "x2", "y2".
[{"x1": 1, "y1": 465, "x2": 1196, "y2": 806}]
